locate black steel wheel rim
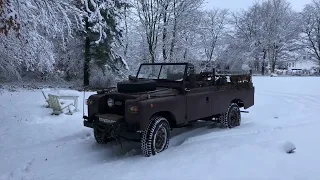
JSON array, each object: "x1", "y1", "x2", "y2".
[
  {"x1": 153, "y1": 125, "x2": 167, "y2": 153},
  {"x1": 229, "y1": 109, "x2": 239, "y2": 127}
]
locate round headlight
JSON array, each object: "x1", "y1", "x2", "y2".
[{"x1": 107, "y1": 98, "x2": 114, "y2": 107}]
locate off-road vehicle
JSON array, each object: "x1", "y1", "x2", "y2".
[{"x1": 83, "y1": 62, "x2": 254, "y2": 157}]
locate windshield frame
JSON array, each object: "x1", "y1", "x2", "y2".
[{"x1": 136, "y1": 63, "x2": 190, "y2": 82}]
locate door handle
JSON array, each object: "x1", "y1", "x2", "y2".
[{"x1": 185, "y1": 88, "x2": 191, "y2": 92}]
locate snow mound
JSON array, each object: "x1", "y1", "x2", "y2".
[{"x1": 283, "y1": 141, "x2": 296, "y2": 154}]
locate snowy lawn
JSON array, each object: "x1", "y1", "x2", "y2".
[{"x1": 1, "y1": 77, "x2": 320, "y2": 180}]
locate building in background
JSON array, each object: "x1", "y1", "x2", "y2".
[{"x1": 278, "y1": 51, "x2": 318, "y2": 75}]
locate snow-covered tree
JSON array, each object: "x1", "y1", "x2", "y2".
[
  {"x1": 0, "y1": 0, "x2": 82, "y2": 81},
  {"x1": 199, "y1": 9, "x2": 228, "y2": 62},
  {"x1": 0, "y1": 0, "x2": 20, "y2": 36},
  {"x1": 302, "y1": 0, "x2": 320, "y2": 70},
  {"x1": 231, "y1": 3, "x2": 268, "y2": 73},
  {"x1": 132, "y1": 0, "x2": 204, "y2": 63},
  {"x1": 134, "y1": 0, "x2": 163, "y2": 63},
  {"x1": 230, "y1": 0, "x2": 300, "y2": 74},
  {"x1": 81, "y1": 0, "x2": 129, "y2": 86},
  {"x1": 165, "y1": 0, "x2": 204, "y2": 63},
  {"x1": 259, "y1": 0, "x2": 300, "y2": 72},
  {"x1": 175, "y1": 9, "x2": 202, "y2": 63}
]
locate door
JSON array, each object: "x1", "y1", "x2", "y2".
[{"x1": 185, "y1": 88, "x2": 212, "y2": 121}]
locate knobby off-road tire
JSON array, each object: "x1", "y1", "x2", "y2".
[
  {"x1": 219, "y1": 103, "x2": 241, "y2": 129},
  {"x1": 94, "y1": 127, "x2": 112, "y2": 144},
  {"x1": 141, "y1": 116, "x2": 170, "y2": 157},
  {"x1": 117, "y1": 79, "x2": 157, "y2": 93}
]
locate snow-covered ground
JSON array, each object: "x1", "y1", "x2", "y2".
[{"x1": 1, "y1": 77, "x2": 320, "y2": 180}]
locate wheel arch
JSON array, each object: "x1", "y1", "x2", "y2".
[
  {"x1": 151, "y1": 111, "x2": 177, "y2": 128},
  {"x1": 231, "y1": 99, "x2": 244, "y2": 108}
]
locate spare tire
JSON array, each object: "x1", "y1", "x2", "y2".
[{"x1": 117, "y1": 79, "x2": 157, "y2": 93}]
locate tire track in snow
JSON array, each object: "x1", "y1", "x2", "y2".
[
  {"x1": 179, "y1": 113, "x2": 319, "y2": 147},
  {"x1": 264, "y1": 90, "x2": 320, "y2": 97},
  {"x1": 258, "y1": 93, "x2": 316, "y2": 105},
  {"x1": 257, "y1": 91, "x2": 320, "y2": 116},
  {"x1": 1, "y1": 132, "x2": 142, "y2": 178},
  {"x1": 259, "y1": 91, "x2": 320, "y2": 106}
]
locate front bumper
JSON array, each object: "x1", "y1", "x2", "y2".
[
  {"x1": 84, "y1": 120, "x2": 94, "y2": 128},
  {"x1": 83, "y1": 114, "x2": 124, "y2": 128},
  {"x1": 83, "y1": 114, "x2": 140, "y2": 141},
  {"x1": 83, "y1": 115, "x2": 94, "y2": 128}
]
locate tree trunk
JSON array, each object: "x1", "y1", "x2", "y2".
[
  {"x1": 271, "y1": 43, "x2": 279, "y2": 74},
  {"x1": 254, "y1": 56, "x2": 260, "y2": 72},
  {"x1": 271, "y1": 50, "x2": 277, "y2": 73},
  {"x1": 162, "y1": 4, "x2": 168, "y2": 62},
  {"x1": 261, "y1": 50, "x2": 267, "y2": 75},
  {"x1": 124, "y1": 6, "x2": 129, "y2": 58},
  {"x1": 84, "y1": 18, "x2": 90, "y2": 86},
  {"x1": 207, "y1": 36, "x2": 218, "y2": 62},
  {"x1": 183, "y1": 48, "x2": 187, "y2": 61},
  {"x1": 148, "y1": 42, "x2": 155, "y2": 63},
  {"x1": 169, "y1": 21, "x2": 177, "y2": 62},
  {"x1": 169, "y1": 0, "x2": 177, "y2": 62},
  {"x1": 271, "y1": 61, "x2": 276, "y2": 73}
]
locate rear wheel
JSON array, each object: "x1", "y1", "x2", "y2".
[
  {"x1": 219, "y1": 103, "x2": 241, "y2": 128},
  {"x1": 141, "y1": 116, "x2": 170, "y2": 157}
]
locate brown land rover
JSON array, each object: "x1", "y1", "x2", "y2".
[{"x1": 83, "y1": 62, "x2": 254, "y2": 157}]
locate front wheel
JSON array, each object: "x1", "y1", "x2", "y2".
[
  {"x1": 141, "y1": 116, "x2": 170, "y2": 157},
  {"x1": 219, "y1": 103, "x2": 241, "y2": 129},
  {"x1": 93, "y1": 127, "x2": 113, "y2": 144}
]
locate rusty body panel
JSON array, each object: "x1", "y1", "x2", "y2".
[{"x1": 83, "y1": 62, "x2": 254, "y2": 140}]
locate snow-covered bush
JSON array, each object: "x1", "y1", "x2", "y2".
[{"x1": 89, "y1": 65, "x2": 117, "y2": 88}]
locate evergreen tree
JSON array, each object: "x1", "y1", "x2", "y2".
[{"x1": 81, "y1": 0, "x2": 129, "y2": 86}]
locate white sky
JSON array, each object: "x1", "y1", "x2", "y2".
[{"x1": 203, "y1": 0, "x2": 313, "y2": 12}]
